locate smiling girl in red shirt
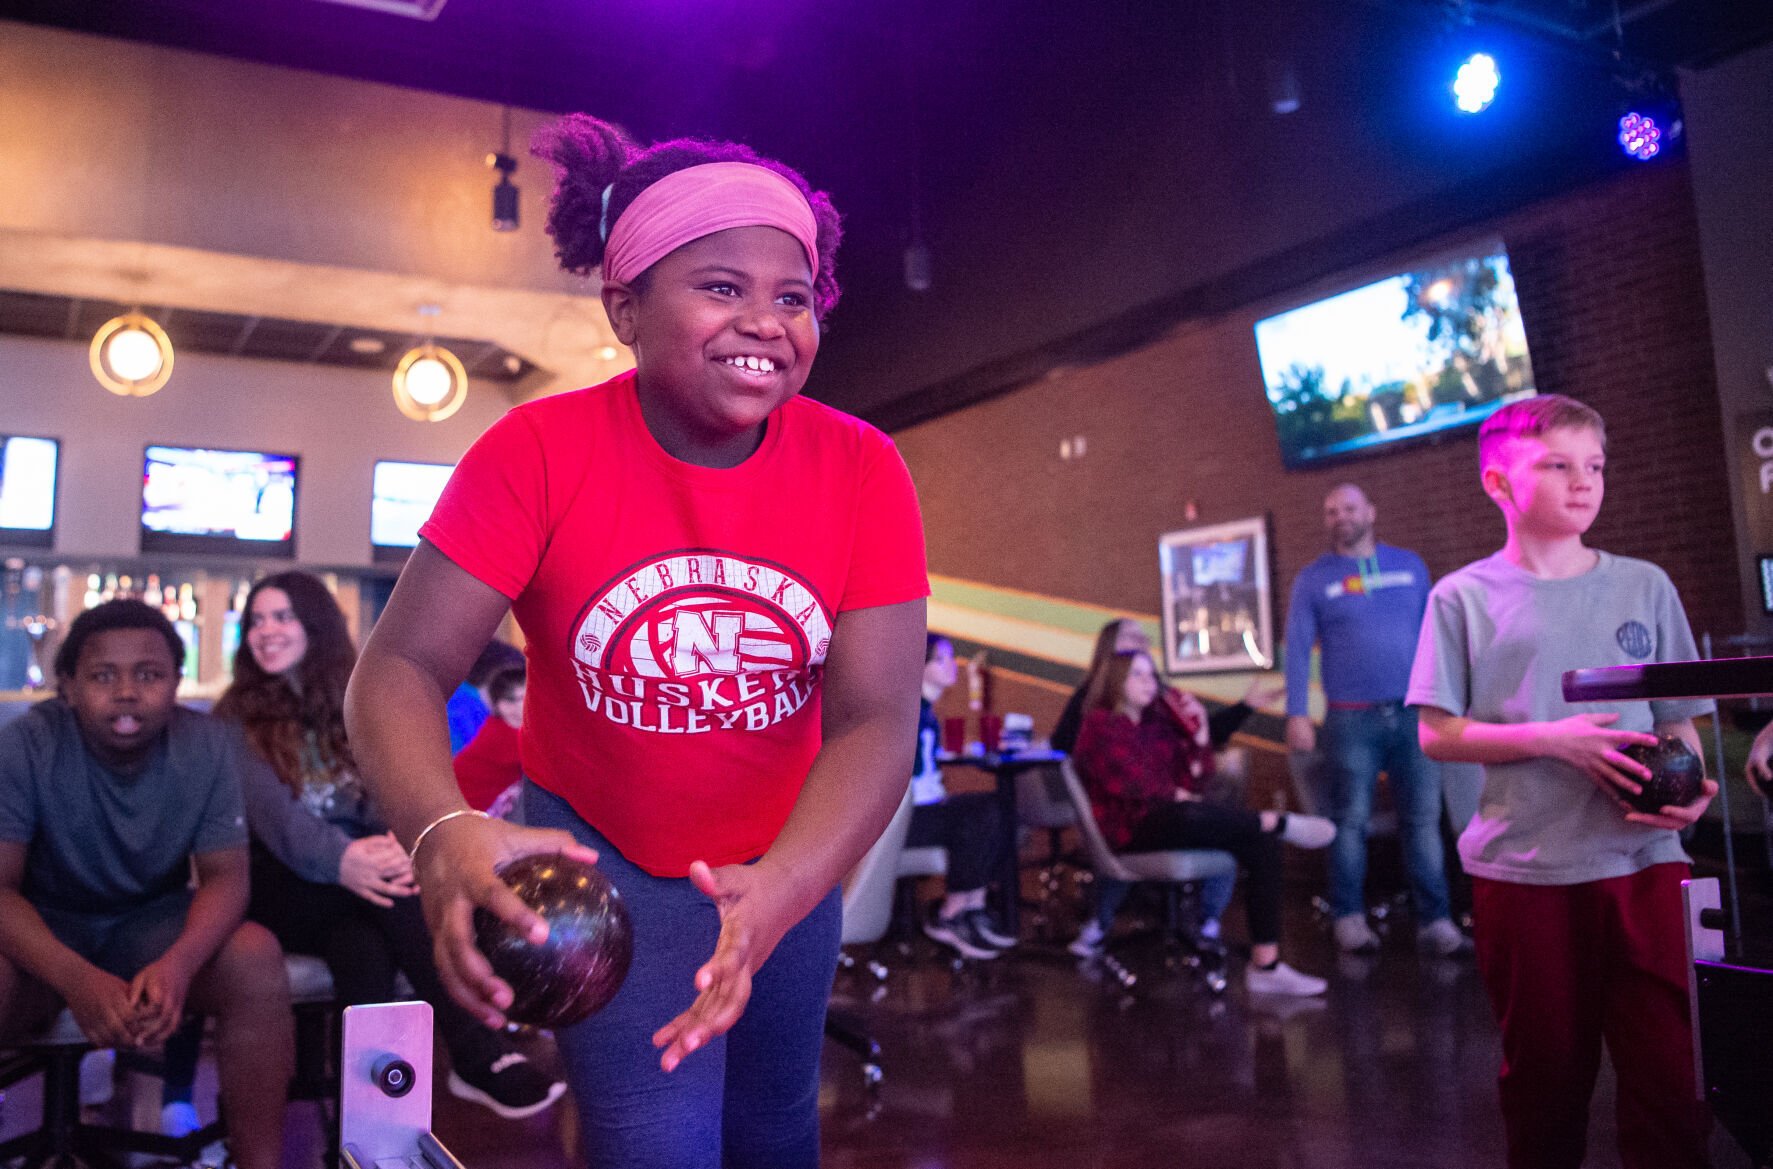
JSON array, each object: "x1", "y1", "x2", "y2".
[{"x1": 345, "y1": 114, "x2": 928, "y2": 1169}]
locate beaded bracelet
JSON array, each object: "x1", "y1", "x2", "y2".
[{"x1": 408, "y1": 808, "x2": 489, "y2": 866}]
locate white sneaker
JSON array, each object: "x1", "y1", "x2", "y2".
[
  {"x1": 1068, "y1": 920, "x2": 1106, "y2": 958},
  {"x1": 1334, "y1": 913, "x2": 1380, "y2": 954},
  {"x1": 161, "y1": 1100, "x2": 202, "y2": 1138},
  {"x1": 78, "y1": 1047, "x2": 115, "y2": 1107},
  {"x1": 1278, "y1": 814, "x2": 1336, "y2": 849},
  {"x1": 1245, "y1": 960, "x2": 1328, "y2": 997},
  {"x1": 1417, "y1": 917, "x2": 1474, "y2": 957}
]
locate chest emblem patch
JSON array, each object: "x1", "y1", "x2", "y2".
[
  {"x1": 1615, "y1": 620, "x2": 1653, "y2": 660},
  {"x1": 567, "y1": 550, "x2": 831, "y2": 734}
]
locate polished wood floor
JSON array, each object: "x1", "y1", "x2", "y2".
[
  {"x1": 374, "y1": 885, "x2": 1761, "y2": 1169},
  {"x1": 4, "y1": 888, "x2": 1756, "y2": 1168}
]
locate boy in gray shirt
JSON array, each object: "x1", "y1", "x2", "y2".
[
  {"x1": 1408, "y1": 395, "x2": 1715, "y2": 1169},
  {"x1": 0, "y1": 600, "x2": 292, "y2": 1169}
]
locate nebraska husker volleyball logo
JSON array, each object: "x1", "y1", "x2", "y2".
[{"x1": 569, "y1": 550, "x2": 832, "y2": 735}]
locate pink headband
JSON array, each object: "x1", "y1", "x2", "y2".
[{"x1": 600, "y1": 162, "x2": 819, "y2": 286}]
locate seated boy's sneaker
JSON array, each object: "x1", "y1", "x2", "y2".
[
  {"x1": 447, "y1": 1051, "x2": 566, "y2": 1121},
  {"x1": 78, "y1": 1047, "x2": 116, "y2": 1107},
  {"x1": 1277, "y1": 813, "x2": 1336, "y2": 849},
  {"x1": 1067, "y1": 919, "x2": 1107, "y2": 959},
  {"x1": 1333, "y1": 913, "x2": 1380, "y2": 954},
  {"x1": 1417, "y1": 917, "x2": 1474, "y2": 958},
  {"x1": 964, "y1": 909, "x2": 1017, "y2": 949},
  {"x1": 161, "y1": 1100, "x2": 202, "y2": 1138},
  {"x1": 1245, "y1": 960, "x2": 1328, "y2": 998},
  {"x1": 923, "y1": 911, "x2": 1000, "y2": 960}
]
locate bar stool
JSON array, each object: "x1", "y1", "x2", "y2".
[{"x1": 0, "y1": 1010, "x2": 223, "y2": 1169}]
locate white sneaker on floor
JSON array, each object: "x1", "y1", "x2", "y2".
[
  {"x1": 1068, "y1": 920, "x2": 1106, "y2": 958},
  {"x1": 1418, "y1": 917, "x2": 1474, "y2": 957},
  {"x1": 1278, "y1": 814, "x2": 1336, "y2": 849},
  {"x1": 161, "y1": 1100, "x2": 202, "y2": 1137},
  {"x1": 1245, "y1": 960, "x2": 1328, "y2": 997},
  {"x1": 1334, "y1": 913, "x2": 1381, "y2": 954},
  {"x1": 447, "y1": 1052, "x2": 566, "y2": 1121},
  {"x1": 964, "y1": 909, "x2": 1017, "y2": 949},
  {"x1": 78, "y1": 1047, "x2": 115, "y2": 1107}
]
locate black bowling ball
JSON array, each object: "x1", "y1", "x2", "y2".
[
  {"x1": 1619, "y1": 734, "x2": 1705, "y2": 814},
  {"x1": 473, "y1": 854, "x2": 633, "y2": 1028}
]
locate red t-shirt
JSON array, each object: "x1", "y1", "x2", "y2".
[
  {"x1": 453, "y1": 715, "x2": 522, "y2": 813},
  {"x1": 421, "y1": 371, "x2": 928, "y2": 876}
]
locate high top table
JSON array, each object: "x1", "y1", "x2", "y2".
[{"x1": 939, "y1": 747, "x2": 1068, "y2": 943}]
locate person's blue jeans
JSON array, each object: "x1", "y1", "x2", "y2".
[
  {"x1": 525, "y1": 782, "x2": 841, "y2": 1169},
  {"x1": 1322, "y1": 702, "x2": 1451, "y2": 923}
]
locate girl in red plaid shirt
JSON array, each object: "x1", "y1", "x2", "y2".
[{"x1": 1073, "y1": 649, "x2": 1336, "y2": 996}]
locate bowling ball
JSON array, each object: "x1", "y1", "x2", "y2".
[
  {"x1": 1619, "y1": 734, "x2": 1705, "y2": 814},
  {"x1": 472, "y1": 853, "x2": 633, "y2": 1029}
]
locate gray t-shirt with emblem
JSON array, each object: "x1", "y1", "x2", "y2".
[
  {"x1": 1407, "y1": 550, "x2": 1712, "y2": 886},
  {"x1": 0, "y1": 700, "x2": 249, "y2": 917}
]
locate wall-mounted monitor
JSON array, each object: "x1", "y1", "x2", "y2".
[
  {"x1": 0, "y1": 436, "x2": 59, "y2": 548},
  {"x1": 1254, "y1": 241, "x2": 1538, "y2": 468},
  {"x1": 370, "y1": 460, "x2": 454, "y2": 563},
  {"x1": 141, "y1": 444, "x2": 299, "y2": 558}
]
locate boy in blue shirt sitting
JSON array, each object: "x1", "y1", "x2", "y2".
[{"x1": 0, "y1": 600, "x2": 292, "y2": 1169}]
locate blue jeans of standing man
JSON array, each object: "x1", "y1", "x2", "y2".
[{"x1": 1323, "y1": 701, "x2": 1451, "y2": 923}]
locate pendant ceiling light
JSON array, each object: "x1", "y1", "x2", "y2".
[
  {"x1": 90, "y1": 310, "x2": 174, "y2": 397},
  {"x1": 392, "y1": 307, "x2": 467, "y2": 422}
]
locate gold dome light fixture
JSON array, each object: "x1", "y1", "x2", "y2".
[
  {"x1": 89, "y1": 310, "x2": 174, "y2": 397},
  {"x1": 392, "y1": 305, "x2": 468, "y2": 422}
]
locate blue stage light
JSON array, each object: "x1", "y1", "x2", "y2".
[
  {"x1": 1452, "y1": 53, "x2": 1499, "y2": 114},
  {"x1": 1618, "y1": 111, "x2": 1663, "y2": 161}
]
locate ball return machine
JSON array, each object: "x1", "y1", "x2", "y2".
[{"x1": 1563, "y1": 654, "x2": 1773, "y2": 1168}]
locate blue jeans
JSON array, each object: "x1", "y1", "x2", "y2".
[
  {"x1": 525, "y1": 782, "x2": 841, "y2": 1169},
  {"x1": 1322, "y1": 703, "x2": 1451, "y2": 923}
]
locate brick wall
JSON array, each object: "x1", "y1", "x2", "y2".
[{"x1": 895, "y1": 162, "x2": 1743, "y2": 687}]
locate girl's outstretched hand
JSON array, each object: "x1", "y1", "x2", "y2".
[
  {"x1": 411, "y1": 812, "x2": 598, "y2": 1029},
  {"x1": 652, "y1": 859, "x2": 798, "y2": 1072}
]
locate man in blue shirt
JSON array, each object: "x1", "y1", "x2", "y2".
[{"x1": 1283, "y1": 485, "x2": 1466, "y2": 956}]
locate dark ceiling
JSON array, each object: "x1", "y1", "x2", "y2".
[{"x1": 4, "y1": 0, "x2": 1769, "y2": 425}]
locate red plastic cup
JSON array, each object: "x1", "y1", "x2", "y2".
[
  {"x1": 942, "y1": 716, "x2": 967, "y2": 755},
  {"x1": 979, "y1": 714, "x2": 1004, "y2": 754}
]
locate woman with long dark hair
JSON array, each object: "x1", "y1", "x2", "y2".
[{"x1": 217, "y1": 571, "x2": 564, "y2": 1119}]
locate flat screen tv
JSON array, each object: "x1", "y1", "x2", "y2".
[
  {"x1": 140, "y1": 444, "x2": 299, "y2": 558},
  {"x1": 0, "y1": 435, "x2": 59, "y2": 548},
  {"x1": 1254, "y1": 242, "x2": 1538, "y2": 468},
  {"x1": 370, "y1": 460, "x2": 454, "y2": 562}
]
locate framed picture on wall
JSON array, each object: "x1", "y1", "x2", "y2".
[{"x1": 1157, "y1": 515, "x2": 1275, "y2": 675}]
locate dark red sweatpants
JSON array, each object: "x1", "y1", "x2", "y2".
[{"x1": 1470, "y1": 863, "x2": 1711, "y2": 1169}]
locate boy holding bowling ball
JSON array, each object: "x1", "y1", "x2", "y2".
[
  {"x1": 1408, "y1": 394, "x2": 1717, "y2": 1168},
  {"x1": 345, "y1": 112, "x2": 927, "y2": 1169}
]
